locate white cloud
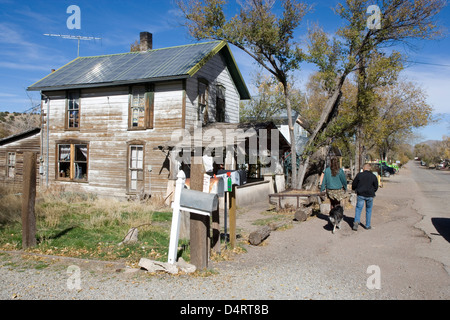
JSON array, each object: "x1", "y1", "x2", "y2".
[
  {"x1": 0, "y1": 93, "x2": 17, "y2": 97},
  {"x1": 403, "y1": 66, "x2": 450, "y2": 114},
  {"x1": 0, "y1": 61, "x2": 51, "y2": 72}
]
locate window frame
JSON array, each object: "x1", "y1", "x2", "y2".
[
  {"x1": 126, "y1": 141, "x2": 145, "y2": 194},
  {"x1": 56, "y1": 140, "x2": 89, "y2": 182},
  {"x1": 128, "y1": 84, "x2": 154, "y2": 131},
  {"x1": 198, "y1": 78, "x2": 209, "y2": 125},
  {"x1": 6, "y1": 152, "x2": 16, "y2": 179},
  {"x1": 216, "y1": 84, "x2": 226, "y2": 123},
  {"x1": 65, "y1": 90, "x2": 81, "y2": 131}
]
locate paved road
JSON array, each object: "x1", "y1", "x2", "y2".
[
  {"x1": 408, "y1": 161, "x2": 450, "y2": 274},
  {"x1": 0, "y1": 161, "x2": 449, "y2": 301}
]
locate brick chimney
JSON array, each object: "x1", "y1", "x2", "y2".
[{"x1": 140, "y1": 32, "x2": 153, "y2": 51}]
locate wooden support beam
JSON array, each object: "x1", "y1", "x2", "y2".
[
  {"x1": 211, "y1": 208, "x2": 220, "y2": 254},
  {"x1": 229, "y1": 184, "x2": 237, "y2": 249},
  {"x1": 22, "y1": 152, "x2": 37, "y2": 249},
  {"x1": 190, "y1": 158, "x2": 209, "y2": 270}
]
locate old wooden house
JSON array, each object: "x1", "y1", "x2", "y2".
[
  {"x1": 0, "y1": 127, "x2": 41, "y2": 188},
  {"x1": 26, "y1": 33, "x2": 251, "y2": 198}
]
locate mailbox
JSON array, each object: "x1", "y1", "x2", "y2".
[
  {"x1": 179, "y1": 188, "x2": 218, "y2": 216},
  {"x1": 168, "y1": 170, "x2": 219, "y2": 265}
]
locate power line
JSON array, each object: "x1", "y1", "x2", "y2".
[{"x1": 405, "y1": 60, "x2": 450, "y2": 68}]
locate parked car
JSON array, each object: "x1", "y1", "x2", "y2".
[
  {"x1": 371, "y1": 163, "x2": 395, "y2": 177},
  {"x1": 379, "y1": 161, "x2": 399, "y2": 173},
  {"x1": 436, "y1": 162, "x2": 446, "y2": 170}
]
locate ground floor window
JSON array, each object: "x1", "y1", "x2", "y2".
[
  {"x1": 57, "y1": 143, "x2": 88, "y2": 182},
  {"x1": 7, "y1": 152, "x2": 15, "y2": 178},
  {"x1": 128, "y1": 144, "x2": 144, "y2": 193}
]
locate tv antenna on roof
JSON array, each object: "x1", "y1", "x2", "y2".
[{"x1": 44, "y1": 34, "x2": 102, "y2": 57}]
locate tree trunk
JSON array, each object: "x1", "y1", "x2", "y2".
[
  {"x1": 248, "y1": 226, "x2": 271, "y2": 246},
  {"x1": 295, "y1": 75, "x2": 346, "y2": 189},
  {"x1": 283, "y1": 83, "x2": 297, "y2": 189},
  {"x1": 355, "y1": 126, "x2": 362, "y2": 175},
  {"x1": 296, "y1": 155, "x2": 310, "y2": 190},
  {"x1": 22, "y1": 152, "x2": 37, "y2": 249}
]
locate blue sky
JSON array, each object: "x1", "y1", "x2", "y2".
[{"x1": 0, "y1": 0, "x2": 449, "y2": 143}]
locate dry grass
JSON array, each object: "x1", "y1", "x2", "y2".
[
  {"x1": 0, "y1": 185, "x2": 175, "y2": 263},
  {"x1": 86, "y1": 198, "x2": 154, "y2": 229},
  {"x1": 0, "y1": 185, "x2": 22, "y2": 226},
  {"x1": 0, "y1": 184, "x2": 169, "y2": 231}
]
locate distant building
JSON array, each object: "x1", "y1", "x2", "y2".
[{"x1": 0, "y1": 127, "x2": 41, "y2": 187}]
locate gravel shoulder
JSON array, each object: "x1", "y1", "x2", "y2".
[{"x1": 1, "y1": 163, "x2": 449, "y2": 300}]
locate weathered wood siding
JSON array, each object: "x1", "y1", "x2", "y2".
[
  {"x1": 41, "y1": 82, "x2": 184, "y2": 198},
  {"x1": 0, "y1": 132, "x2": 41, "y2": 188},
  {"x1": 39, "y1": 51, "x2": 241, "y2": 198},
  {"x1": 186, "y1": 53, "x2": 240, "y2": 130}
]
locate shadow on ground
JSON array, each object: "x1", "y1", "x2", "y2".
[{"x1": 431, "y1": 218, "x2": 450, "y2": 243}]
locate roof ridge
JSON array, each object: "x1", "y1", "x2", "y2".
[{"x1": 79, "y1": 40, "x2": 223, "y2": 59}]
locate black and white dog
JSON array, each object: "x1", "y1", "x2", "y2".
[{"x1": 329, "y1": 205, "x2": 344, "y2": 234}]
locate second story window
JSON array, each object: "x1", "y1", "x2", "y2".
[
  {"x1": 198, "y1": 79, "x2": 209, "y2": 125},
  {"x1": 66, "y1": 91, "x2": 80, "y2": 130},
  {"x1": 131, "y1": 86, "x2": 146, "y2": 128},
  {"x1": 129, "y1": 84, "x2": 154, "y2": 130},
  {"x1": 216, "y1": 84, "x2": 226, "y2": 123}
]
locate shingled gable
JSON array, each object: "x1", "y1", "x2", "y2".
[{"x1": 27, "y1": 40, "x2": 250, "y2": 100}]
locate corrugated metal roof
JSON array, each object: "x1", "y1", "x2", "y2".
[
  {"x1": 27, "y1": 41, "x2": 250, "y2": 99},
  {"x1": 0, "y1": 127, "x2": 41, "y2": 146}
]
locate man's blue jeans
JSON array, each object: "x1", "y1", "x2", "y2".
[{"x1": 354, "y1": 195, "x2": 374, "y2": 228}]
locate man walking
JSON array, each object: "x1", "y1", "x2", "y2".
[{"x1": 352, "y1": 163, "x2": 379, "y2": 231}]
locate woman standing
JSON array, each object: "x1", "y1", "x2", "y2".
[{"x1": 320, "y1": 158, "x2": 348, "y2": 209}]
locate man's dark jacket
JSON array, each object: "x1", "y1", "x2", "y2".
[{"x1": 352, "y1": 170, "x2": 379, "y2": 197}]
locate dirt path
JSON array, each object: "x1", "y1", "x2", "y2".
[
  {"x1": 224, "y1": 163, "x2": 450, "y2": 299},
  {"x1": 1, "y1": 162, "x2": 448, "y2": 300}
]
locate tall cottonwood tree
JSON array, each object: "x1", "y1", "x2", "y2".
[
  {"x1": 365, "y1": 79, "x2": 434, "y2": 160},
  {"x1": 240, "y1": 72, "x2": 306, "y2": 124},
  {"x1": 176, "y1": 0, "x2": 309, "y2": 186},
  {"x1": 353, "y1": 50, "x2": 403, "y2": 173},
  {"x1": 303, "y1": 0, "x2": 445, "y2": 187},
  {"x1": 177, "y1": 0, "x2": 445, "y2": 188}
]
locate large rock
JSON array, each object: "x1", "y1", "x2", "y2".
[
  {"x1": 138, "y1": 257, "x2": 197, "y2": 274},
  {"x1": 320, "y1": 203, "x2": 331, "y2": 215},
  {"x1": 138, "y1": 258, "x2": 179, "y2": 274},
  {"x1": 119, "y1": 228, "x2": 139, "y2": 246},
  {"x1": 176, "y1": 257, "x2": 196, "y2": 273}
]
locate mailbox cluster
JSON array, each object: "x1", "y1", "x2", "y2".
[{"x1": 167, "y1": 170, "x2": 239, "y2": 267}]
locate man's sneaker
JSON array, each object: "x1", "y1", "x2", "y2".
[
  {"x1": 353, "y1": 222, "x2": 359, "y2": 231},
  {"x1": 365, "y1": 225, "x2": 372, "y2": 230}
]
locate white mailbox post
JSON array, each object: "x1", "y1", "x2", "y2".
[{"x1": 168, "y1": 170, "x2": 219, "y2": 265}]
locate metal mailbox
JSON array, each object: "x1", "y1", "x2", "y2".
[{"x1": 179, "y1": 188, "x2": 218, "y2": 216}]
